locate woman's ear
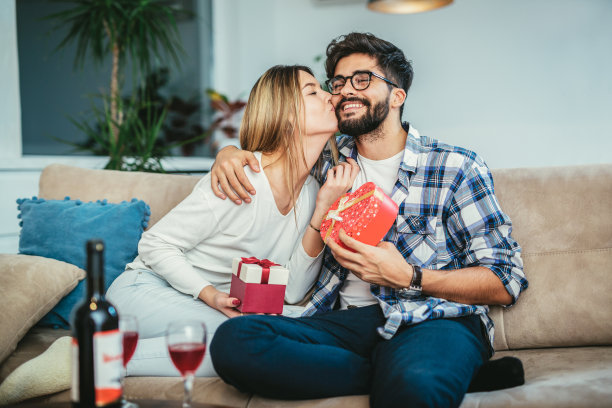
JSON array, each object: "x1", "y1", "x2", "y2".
[{"x1": 390, "y1": 88, "x2": 407, "y2": 110}]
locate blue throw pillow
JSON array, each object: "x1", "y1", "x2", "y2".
[{"x1": 17, "y1": 196, "x2": 150, "y2": 329}]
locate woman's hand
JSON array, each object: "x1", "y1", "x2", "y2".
[
  {"x1": 210, "y1": 146, "x2": 260, "y2": 204},
  {"x1": 312, "y1": 158, "x2": 360, "y2": 225},
  {"x1": 198, "y1": 285, "x2": 242, "y2": 318}
]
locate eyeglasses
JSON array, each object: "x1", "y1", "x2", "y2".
[{"x1": 326, "y1": 71, "x2": 399, "y2": 95}]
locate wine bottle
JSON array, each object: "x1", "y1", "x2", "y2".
[{"x1": 71, "y1": 239, "x2": 122, "y2": 407}]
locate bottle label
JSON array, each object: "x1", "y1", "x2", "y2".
[
  {"x1": 71, "y1": 338, "x2": 79, "y2": 402},
  {"x1": 93, "y1": 329, "x2": 123, "y2": 405}
]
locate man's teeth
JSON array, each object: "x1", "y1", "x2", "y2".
[{"x1": 343, "y1": 103, "x2": 363, "y2": 111}]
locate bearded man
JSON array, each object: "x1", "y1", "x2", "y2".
[{"x1": 208, "y1": 32, "x2": 528, "y2": 408}]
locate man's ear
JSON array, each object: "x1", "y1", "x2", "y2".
[{"x1": 390, "y1": 88, "x2": 407, "y2": 110}]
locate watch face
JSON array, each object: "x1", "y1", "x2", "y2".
[
  {"x1": 397, "y1": 287, "x2": 421, "y2": 298},
  {"x1": 397, "y1": 288, "x2": 410, "y2": 297}
]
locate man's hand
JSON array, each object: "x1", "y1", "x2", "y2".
[
  {"x1": 329, "y1": 230, "x2": 514, "y2": 306},
  {"x1": 199, "y1": 285, "x2": 242, "y2": 318},
  {"x1": 326, "y1": 229, "x2": 413, "y2": 288},
  {"x1": 210, "y1": 146, "x2": 260, "y2": 204}
]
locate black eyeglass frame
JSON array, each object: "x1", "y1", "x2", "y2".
[{"x1": 326, "y1": 71, "x2": 399, "y2": 95}]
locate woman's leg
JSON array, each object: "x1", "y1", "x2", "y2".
[
  {"x1": 106, "y1": 269, "x2": 228, "y2": 377},
  {"x1": 369, "y1": 315, "x2": 490, "y2": 408},
  {"x1": 210, "y1": 305, "x2": 386, "y2": 399}
]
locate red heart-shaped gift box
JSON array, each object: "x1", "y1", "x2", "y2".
[{"x1": 320, "y1": 182, "x2": 399, "y2": 249}]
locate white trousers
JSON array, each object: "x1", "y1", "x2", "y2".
[{"x1": 106, "y1": 268, "x2": 304, "y2": 377}]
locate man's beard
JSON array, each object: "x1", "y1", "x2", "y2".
[{"x1": 336, "y1": 97, "x2": 389, "y2": 142}]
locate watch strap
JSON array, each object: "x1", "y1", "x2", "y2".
[
  {"x1": 409, "y1": 264, "x2": 422, "y2": 291},
  {"x1": 397, "y1": 264, "x2": 423, "y2": 298}
]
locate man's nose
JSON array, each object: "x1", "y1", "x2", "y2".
[{"x1": 339, "y1": 80, "x2": 357, "y2": 96}]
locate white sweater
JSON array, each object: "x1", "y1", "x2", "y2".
[{"x1": 126, "y1": 152, "x2": 323, "y2": 304}]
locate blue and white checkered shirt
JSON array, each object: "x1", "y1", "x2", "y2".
[{"x1": 303, "y1": 124, "x2": 528, "y2": 351}]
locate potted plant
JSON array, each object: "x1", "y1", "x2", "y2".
[{"x1": 46, "y1": 0, "x2": 188, "y2": 171}]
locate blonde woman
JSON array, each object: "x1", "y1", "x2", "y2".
[{"x1": 106, "y1": 65, "x2": 360, "y2": 377}]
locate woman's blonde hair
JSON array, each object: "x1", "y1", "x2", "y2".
[{"x1": 240, "y1": 65, "x2": 338, "y2": 213}]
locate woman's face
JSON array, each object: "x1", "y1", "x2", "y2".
[{"x1": 298, "y1": 70, "x2": 338, "y2": 137}]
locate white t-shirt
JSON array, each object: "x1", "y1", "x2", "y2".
[
  {"x1": 338, "y1": 150, "x2": 404, "y2": 309},
  {"x1": 126, "y1": 152, "x2": 323, "y2": 304}
]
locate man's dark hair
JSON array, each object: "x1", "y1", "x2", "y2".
[{"x1": 325, "y1": 32, "x2": 414, "y2": 117}]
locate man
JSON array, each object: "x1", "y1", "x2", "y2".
[{"x1": 208, "y1": 33, "x2": 528, "y2": 407}]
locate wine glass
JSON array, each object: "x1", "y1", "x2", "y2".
[
  {"x1": 166, "y1": 321, "x2": 207, "y2": 408},
  {"x1": 120, "y1": 314, "x2": 139, "y2": 408}
]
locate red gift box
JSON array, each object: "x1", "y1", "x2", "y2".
[
  {"x1": 228, "y1": 257, "x2": 288, "y2": 314},
  {"x1": 320, "y1": 182, "x2": 399, "y2": 250}
]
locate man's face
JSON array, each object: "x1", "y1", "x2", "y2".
[{"x1": 331, "y1": 53, "x2": 392, "y2": 138}]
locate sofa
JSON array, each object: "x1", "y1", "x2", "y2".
[{"x1": 1, "y1": 162, "x2": 611, "y2": 407}]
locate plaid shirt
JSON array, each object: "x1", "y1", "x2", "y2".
[{"x1": 303, "y1": 124, "x2": 528, "y2": 351}]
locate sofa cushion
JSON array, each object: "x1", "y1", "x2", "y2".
[
  {"x1": 490, "y1": 164, "x2": 612, "y2": 350},
  {"x1": 460, "y1": 347, "x2": 612, "y2": 408},
  {"x1": 497, "y1": 248, "x2": 612, "y2": 350},
  {"x1": 491, "y1": 164, "x2": 612, "y2": 255},
  {"x1": 0, "y1": 336, "x2": 71, "y2": 405},
  {"x1": 0, "y1": 255, "x2": 84, "y2": 364},
  {"x1": 17, "y1": 196, "x2": 150, "y2": 328},
  {"x1": 38, "y1": 164, "x2": 201, "y2": 228}
]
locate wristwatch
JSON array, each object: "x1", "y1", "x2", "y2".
[{"x1": 397, "y1": 264, "x2": 423, "y2": 297}]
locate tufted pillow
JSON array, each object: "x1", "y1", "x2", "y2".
[
  {"x1": 17, "y1": 197, "x2": 150, "y2": 329},
  {"x1": 0, "y1": 255, "x2": 85, "y2": 364}
]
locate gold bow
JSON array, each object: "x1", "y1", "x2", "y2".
[{"x1": 323, "y1": 189, "x2": 381, "y2": 242}]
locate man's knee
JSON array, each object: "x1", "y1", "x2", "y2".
[
  {"x1": 371, "y1": 369, "x2": 465, "y2": 408},
  {"x1": 210, "y1": 315, "x2": 274, "y2": 375},
  {"x1": 210, "y1": 317, "x2": 248, "y2": 375}
]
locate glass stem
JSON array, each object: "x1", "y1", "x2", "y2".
[
  {"x1": 120, "y1": 368, "x2": 127, "y2": 404},
  {"x1": 183, "y1": 374, "x2": 195, "y2": 408}
]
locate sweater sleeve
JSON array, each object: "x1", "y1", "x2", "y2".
[{"x1": 137, "y1": 177, "x2": 220, "y2": 298}]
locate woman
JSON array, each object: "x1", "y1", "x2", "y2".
[{"x1": 106, "y1": 65, "x2": 360, "y2": 377}]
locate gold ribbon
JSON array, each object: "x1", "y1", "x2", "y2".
[{"x1": 323, "y1": 189, "x2": 378, "y2": 242}]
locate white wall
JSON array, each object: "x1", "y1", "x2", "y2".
[
  {"x1": 0, "y1": 1, "x2": 24, "y2": 253},
  {"x1": 212, "y1": 0, "x2": 612, "y2": 169},
  {"x1": 0, "y1": 0, "x2": 21, "y2": 160}
]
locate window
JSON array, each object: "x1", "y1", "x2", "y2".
[{"x1": 16, "y1": 0, "x2": 213, "y2": 157}]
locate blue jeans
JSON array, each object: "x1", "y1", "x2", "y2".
[{"x1": 210, "y1": 305, "x2": 490, "y2": 408}]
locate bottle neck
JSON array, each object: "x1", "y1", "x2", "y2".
[{"x1": 86, "y1": 244, "x2": 105, "y2": 299}]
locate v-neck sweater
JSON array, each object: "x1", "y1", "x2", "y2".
[{"x1": 126, "y1": 152, "x2": 323, "y2": 304}]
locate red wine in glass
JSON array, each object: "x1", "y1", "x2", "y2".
[
  {"x1": 166, "y1": 321, "x2": 207, "y2": 408},
  {"x1": 119, "y1": 315, "x2": 139, "y2": 408},
  {"x1": 122, "y1": 331, "x2": 139, "y2": 368},
  {"x1": 168, "y1": 342, "x2": 206, "y2": 376}
]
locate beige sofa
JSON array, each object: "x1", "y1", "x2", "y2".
[{"x1": 1, "y1": 163, "x2": 611, "y2": 407}]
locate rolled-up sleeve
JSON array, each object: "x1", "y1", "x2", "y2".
[{"x1": 447, "y1": 161, "x2": 528, "y2": 305}]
